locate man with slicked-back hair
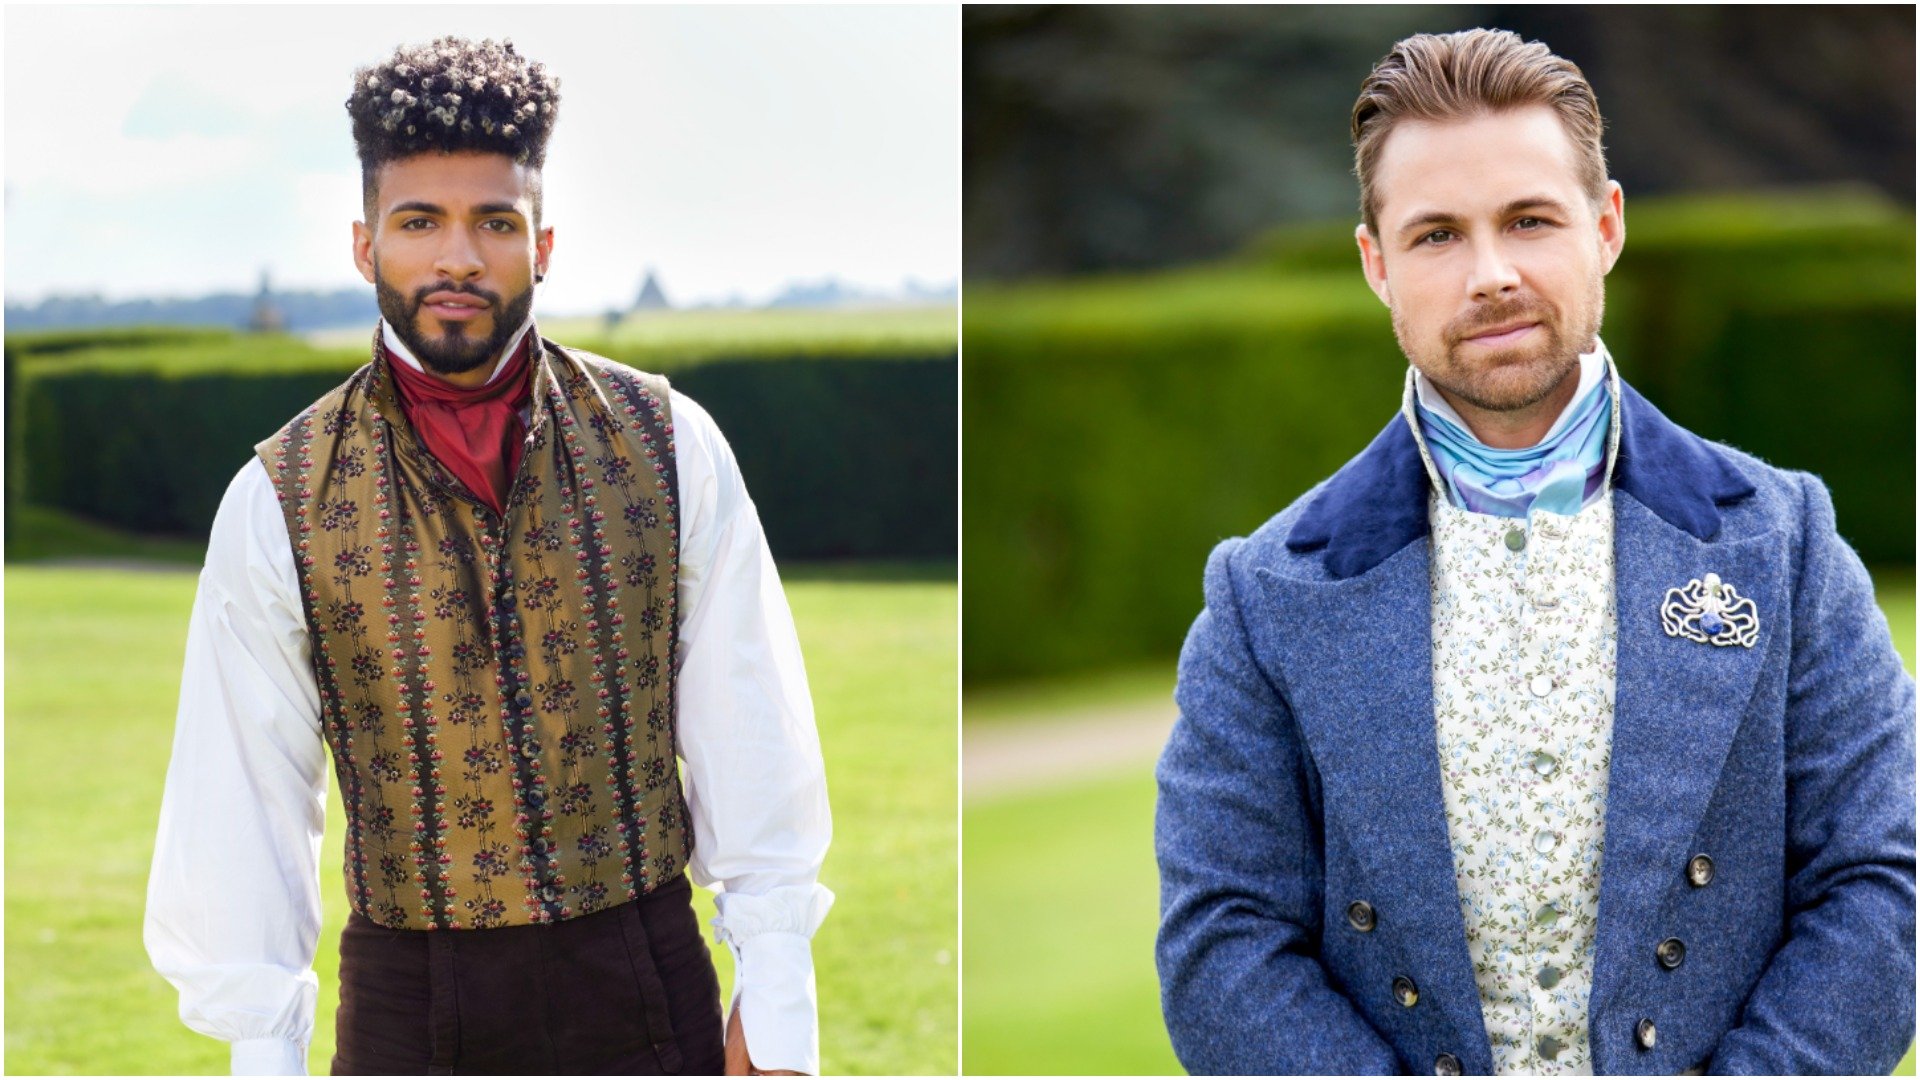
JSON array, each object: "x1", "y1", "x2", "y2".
[
  {"x1": 1156, "y1": 27, "x2": 1913, "y2": 1076},
  {"x1": 146, "y1": 37, "x2": 832, "y2": 1076}
]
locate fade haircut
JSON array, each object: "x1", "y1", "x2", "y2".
[
  {"x1": 346, "y1": 36, "x2": 561, "y2": 227},
  {"x1": 1350, "y1": 28, "x2": 1608, "y2": 238}
]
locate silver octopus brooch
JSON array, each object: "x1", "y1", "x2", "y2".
[{"x1": 1660, "y1": 572, "x2": 1759, "y2": 648}]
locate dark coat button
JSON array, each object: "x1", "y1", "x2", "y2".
[
  {"x1": 1637, "y1": 1018, "x2": 1658, "y2": 1049},
  {"x1": 1657, "y1": 937, "x2": 1686, "y2": 969},
  {"x1": 1435, "y1": 1052, "x2": 1462, "y2": 1075},
  {"x1": 1392, "y1": 975, "x2": 1418, "y2": 1007},
  {"x1": 1347, "y1": 900, "x2": 1376, "y2": 932},
  {"x1": 1687, "y1": 853, "x2": 1714, "y2": 887}
]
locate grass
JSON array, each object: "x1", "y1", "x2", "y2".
[
  {"x1": 5, "y1": 562, "x2": 956, "y2": 1075},
  {"x1": 964, "y1": 771, "x2": 1177, "y2": 1075},
  {"x1": 963, "y1": 572, "x2": 1917, "y2": 1075}
]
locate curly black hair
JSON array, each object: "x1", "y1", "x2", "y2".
[{"x1": 346, "y1": 36, "x2": 561, "y2": 225}]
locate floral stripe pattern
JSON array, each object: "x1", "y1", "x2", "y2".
[{"x1": 256, "y1": 327, "x2": 688, "y2": 931}]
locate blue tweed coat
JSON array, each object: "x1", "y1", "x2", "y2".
[{"x1": 1155, "y1": 380, "x2": 1915, "y2": 1075}]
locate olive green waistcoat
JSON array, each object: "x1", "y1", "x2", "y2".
[{"x1": 256, "y1": 328, "x2": 689, "y2": 931}]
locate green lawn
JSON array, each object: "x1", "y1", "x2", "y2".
[
  {"x1": 5, "y1": 563, "x2": 956, "y2": 1075},
  {"x1": 964, "y1": 572, "x2": 1917, "y2": 1075}
]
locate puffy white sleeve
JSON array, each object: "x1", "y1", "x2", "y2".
[
  {"x1": 143, "y1": 457, "x2": 328, "y2": 1076},
  {"x1": 668, "y1": 390, "x2": 836, "y2": 1075}
]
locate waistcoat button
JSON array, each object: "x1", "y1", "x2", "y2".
[
  {"x1": 1687, "y1": 853, "x2": 1714, "y2": 887},
  {"x1": 1535, "y1": 903, "x2": 1559, "y2": 927},
  {"x1": 1528, "y1": 673, "x2": 1555, "y2": 697},
  {"x1": 1531, "y1": 750, "x2": 1558, "y2": 777},
  {"x1": 1538, "y1": 1035, "x2": 1563, "y2": 1061},
  {"x1": 1538, "y1": 964, "x2": 1561, "y2": 989},
  {"x1": 515, "y1": 689, "x2": 533, "y2": 709},
  {"x1": 1533, "y1": 830, "x2": 1560, "y2": 855},
  {"x1": 1346, "y1": 900, "x2": 1376, "y2": 932},
  {"x1": 1504, "y1": 528, "x2": 1527, "y2": 552}
]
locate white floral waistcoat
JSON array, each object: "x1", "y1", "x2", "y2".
[{"x1": 1403, "y1": 357, "x2": 1625, "y2": 1075}]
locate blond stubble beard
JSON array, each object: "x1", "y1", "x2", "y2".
[{"x1": 1393, "y1": 271, "x2": 1606, "y2": 415}]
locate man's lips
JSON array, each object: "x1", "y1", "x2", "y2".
[
  {"x1": 423, "y1": 293, "x2": 489, "y2": 322},
  {"x1": 1463, "y1": 321, "x2": 1538, "y2": 347}
]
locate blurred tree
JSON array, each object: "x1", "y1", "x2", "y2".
[{"x1": 964, "y1": 5, "x2": 1914, "y2": 279}]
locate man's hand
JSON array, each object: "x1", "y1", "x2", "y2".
[{"x1": 724, "y1": 1003, "x2": 803, "y2": 1076}]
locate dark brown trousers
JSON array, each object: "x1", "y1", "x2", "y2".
[{"x1": 331, "y1": 874, "x2": 725, "y2": 1075}]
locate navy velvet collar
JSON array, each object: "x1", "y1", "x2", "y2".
[{"x1": 1285, "y1": 379, "x2": 1757, "y2": 579}]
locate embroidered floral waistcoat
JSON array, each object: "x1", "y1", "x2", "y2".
[{"x1": 256, "y1": 329, "x2": 688, "y2": 931}]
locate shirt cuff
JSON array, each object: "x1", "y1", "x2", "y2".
[
  {"x1": 713, "y1": 885, "x2": 835, "y2": 1074},
  {"x1": 230, "y1": 1037, "x2": 306, "y2": 1075}
]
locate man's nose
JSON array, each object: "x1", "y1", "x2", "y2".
[
  {"x1": 1467, "y1": 239, "x2": 1522, "y2": 301},
  {"x1": 433, "y1": 227, "x2": 485, "y2": 280}
]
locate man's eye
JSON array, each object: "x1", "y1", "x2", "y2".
[
  {"x1": 1420, "y1": 229, "x2": 1454, "y2": 246},
  {"x1": 1515, "y1": 217, "x2": 1546, "y2": 231},
  {"x1": 401, "y1": 218, "x2": 433, "y2": 230},
  {"x1": 483, "y1": 219, "x2": 516, "y2": 233}
]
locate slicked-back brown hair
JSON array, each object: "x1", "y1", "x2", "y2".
[{"x1": 1351, "y1": 28, "x2": 1608, "y2": 238}]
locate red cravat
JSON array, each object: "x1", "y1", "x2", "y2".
[{"x1": 385, "y1": 335, "x2": 533, "y2": 515}]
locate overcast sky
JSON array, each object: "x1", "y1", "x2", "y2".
[{"x1": 3, "y1": 4, "x2": 959, "y2": 312}]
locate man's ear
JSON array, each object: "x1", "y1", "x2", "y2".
[
  {"x1": 1596, "y1": 180, "x2": 1626, "y2": 275},
  {"x1": 535, "y1": 225, "x2": 554, "y2": 281},
  {"x1": 1355, "y1": 222, "x2": 1391, "y2": 306},
  {"x1": 352, "y1": 220, "x2": 376, "y2": 285}
]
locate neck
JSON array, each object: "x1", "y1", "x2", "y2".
[{"x1": 433, "y1": 360, "x2": 501, "y2": 391}]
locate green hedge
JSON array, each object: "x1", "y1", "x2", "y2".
[
  {"x1": 963, "y1": 189, "x2": 1914, "y2": 684},
  {"x1": 13, "y1": 333, "x2": 954, "y2": 562}
]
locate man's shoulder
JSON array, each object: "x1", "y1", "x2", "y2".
[
  {"x1": 1680, "y1": 433, "x2": 1822, "y2": 544},
  {"x1": 251, "y1": 360, "x2": 379, "y2": 460},
  {"x1": 545, "y1": 338, "x2": 666, "y2": 390},
  {"x1": 1203, "y1": 478, "x2": 1348, "y2": 590}
]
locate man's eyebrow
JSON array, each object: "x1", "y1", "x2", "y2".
[
  {"x1": 386, "y1": 200, "x2": 526, "y2": 218},
  {"x1": 1395, "y1": 196, "x2": 1573, "y2": 240}
]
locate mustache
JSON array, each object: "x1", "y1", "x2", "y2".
[
  {"x1": 412, "y1": 284, "x2": 500, "y2": 309},
  {"x1": 1451, "y1": 301, "x2": 1551, "y2": 343}
]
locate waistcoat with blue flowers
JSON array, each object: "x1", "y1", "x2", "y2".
[{"x1": 256, "y1": 329, "x2": 689, "y2": 931}]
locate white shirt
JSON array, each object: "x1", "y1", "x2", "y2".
[{"x1": 144, "y1": 321, "x2": 834, "y2": 1075}]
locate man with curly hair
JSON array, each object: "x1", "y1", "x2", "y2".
[
  {"x1": 146, "y1": 37, "x2": 831, "y2": 1076},
  {"x1": 1155, "y1": 27, "x2": 1913, "y2": 1076}
]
